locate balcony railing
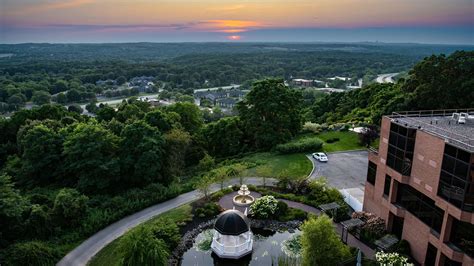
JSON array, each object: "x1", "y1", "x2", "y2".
[{"x1": 368, "y1": 146, "x2": 379, "y2": 155}]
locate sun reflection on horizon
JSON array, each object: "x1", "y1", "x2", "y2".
[{"x1": 227, "y1": 35, "x2": 241, "y2": 40}]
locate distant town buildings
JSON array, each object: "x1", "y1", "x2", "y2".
[
  {"x1": 194, "y1": 88, "x2": 247, "y2": 108},
  {"x1": 129, "y1": 76, "x2": 156, "y2": 93},
  {"x1": 291, "y1": 79, "x2": 314, "y2": 87}
]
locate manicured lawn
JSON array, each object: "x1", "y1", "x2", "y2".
[
  {"x1": 239, "y1": 132, "x2": 362, "y2": 179},
  {"x1": 88, "y1": 204, "x2": 192, "y2": 266},
  {"x1": 316, "y1": 131, "x2": 364, "y2": 152},
  {"x1": 242, "y1": 152, "x2": 312, "y2": 179}
]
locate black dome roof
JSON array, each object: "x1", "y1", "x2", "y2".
[{"x1": 214, "y1": 210, "x2": 250, "y2": 235}]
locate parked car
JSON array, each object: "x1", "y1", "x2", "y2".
[{"x1": 312, "y1": 152, "x2": 328, "y2": 162}]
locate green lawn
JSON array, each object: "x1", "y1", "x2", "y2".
[
  {"x1": 241, "y1": 152, "x2": 312, "y2": 179},
  {"x1": 239, "y1": 131, "x2": 362, "y2": 179},
  {"x1": 88, "y1": 204, "x2": 192, "y2": 266},
  {"x1": 316, "y1": 131, "x2": 364, "y2": 152}
]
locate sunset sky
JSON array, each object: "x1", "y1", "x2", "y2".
[{"x1": 1, "y1": 0, "x2": 473, "y2": 44}]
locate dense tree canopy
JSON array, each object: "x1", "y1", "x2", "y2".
[
  {"x1": 17, "y1": 123, "x2": 63, "y2": 187},
  {"x1": 310, "y1": 51, "x2": 474, "y2": 125},
  {"x1": 200, "y1": 117, "x2": 245, "y2": 157},
  {"x1": 63, "y1": 122, "x2": 120, "y2": 192},
  {"x1": 166, "y1": 102, "x2": 203, "y2": 134},
  {"x1": 402, "y1": 50, "x2": 474, "y2": 110},
  {"x1": 237, "y1": 79, "x2": 303, "y2": 149},
  {"x1": 119, "y1": 121, "x2": 166, "y2": 186}
]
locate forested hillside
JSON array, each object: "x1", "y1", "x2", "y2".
[
  {"x1": 0, "y1": 45, "x2": 472, "y2": 265},
  {"x1": 310, "y1": 51, "x2": 474, "y2": 124}
]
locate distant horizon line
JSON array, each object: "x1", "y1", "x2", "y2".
[{"x1": 1, "y1": 41, "x2": 473, "y2": 46}]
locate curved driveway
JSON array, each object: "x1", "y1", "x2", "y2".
[
  {"x1": 57, "y1": 177, "x2": 277, "y2": 266},
  {"x1": 307, "y1": 150, "x2": 368, "y2": 190}
]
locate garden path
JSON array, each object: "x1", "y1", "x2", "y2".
[{"x1": 57, "y1": 177, "x2": 277, "y2": 266}]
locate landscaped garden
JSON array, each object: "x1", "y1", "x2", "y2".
[{"x1": 87, "y1": 174, "x2": 417, "y2": 266}]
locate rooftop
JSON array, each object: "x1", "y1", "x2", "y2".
[
  {"x1": 214, "y1": 210, "x2": 249, "y2": 236},
  {"x1": 388, "y1": 109, "x2": 474, "y2": 152}
]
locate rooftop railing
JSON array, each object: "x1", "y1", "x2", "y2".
[
  {"x1": 388, "y1": 109, "x2": 474, "y2": 152},
  {"x1": 390, "y1": 108, "x2": 474, "y2": 118}
]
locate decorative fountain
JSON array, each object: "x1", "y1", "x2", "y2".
[{"x1": 232, "y1": 184, "x2": 255, "y2": 206}]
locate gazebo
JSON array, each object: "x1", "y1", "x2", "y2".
[{"x1": 211, "y1": 209, "x2": 253, "y2": 259}]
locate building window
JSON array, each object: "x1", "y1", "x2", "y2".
[
  {"x1": 449, "y1": 219, "x2": 474, "y2": 258},
  {"x1": 367, "y1": 161, "x2": 377, "y2": 185},
  {"x1": 442, "y1": 256, "x2": 462, "y2": 266},
  {"x1": 386, "y1": 122, "x2": 416, "y2": 176},
  {"x1": 437, "y1": 144, "x2": 473, "y2": 212},
  {"x1": 425, "y1": 243, "x2": 438, "y2": 266},
  {"x1": 383, "y1": 175, "x2": 391, "y2": 197},
  {"x1": 396, "y1": 184, "x2": 445, "y2": 234}
]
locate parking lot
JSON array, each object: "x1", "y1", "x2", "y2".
[{"x1": 308, "y1": 150, "x2": 368, "y2": 190}]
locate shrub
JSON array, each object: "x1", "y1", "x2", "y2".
[
  {"x1": 275, "y1": 138, "x2": 323, "y2": 154},
  {"x1": 221, "y1": 187, "x2": 233, "y2": 194},
  {"x1": 250, "y1": 195, "x2": 278, "y2": 219},
  {"x1": 325, "y1": 137, "x2": 340, "y2": 143},
  {"x1": 280, "y1": 208, "x2": 308, "y2": 222},
  {"x1": 308, "y1": 178, "x2": 344, "y2": 205},
  {"x1": 119, "y1": 226, "x2": 169, "y2": 266},
  {"x1": 393, "y1": 239, "x2": 412, "y2": 257},
  {"x1": 302, "y1": 122, "x2": 323, "y2": 134},
  {"x1": 53, "y1": 188, "x2": 88, "y2": 227},
  {"x1": 211, "y1": 191, "x2": 224, "y2": 201},
  {"x1": 375, "y1": 251, "x2": 411, "y2": 266},
  {"x1": 195, "y1": 203, "x2": 221, "y2": 218},
  {"x1": 247, "y1": 184, "x2": 257, "y2": 191},
  {"x1": 149, "y1": 219, "x2": 181, "y2": 250},
  {"x1": 4, "y1": 241, "x2": 60, "y2": 266},
  {"x1": 301, "y1": 215, "x2": 351, "y2": 266},
  {"x1": 276, "y1": 200, "x2": 289, "y2": 216}
]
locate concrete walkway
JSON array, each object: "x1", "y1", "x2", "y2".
[{"x1": 57, "y1": 177, "x2": 277, "y2": 266}]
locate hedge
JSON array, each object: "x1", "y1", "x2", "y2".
[{"x1": 275, "y1": 138, "x2": 323, "y2": 154}]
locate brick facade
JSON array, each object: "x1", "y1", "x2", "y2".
[{"x1": 363, "y1": 116, "x2": 474, "y2": 266}]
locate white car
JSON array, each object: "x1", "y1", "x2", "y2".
[{"x1": 312, "y1": 152, "x2": 328, "y2": 162}]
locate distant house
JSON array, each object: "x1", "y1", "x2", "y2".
[
  {"x1": 216, "y1": 98, "x2": 238, "y2": 109},
  {"x1": 194, "y1": 89, "x2": 246, "y2": 106},
  {"x1": 129, "y1": 76, "x2": 156, "y2": 93},
  {"x1": 96, "y1": 79, "x2": 117, "y2": 86},
  {"x1": 291, "y1": 79, "x2": 313, "y2": 87},
  {"x1": 227, "y1": 89, "x2": 246, "y2": 99}
]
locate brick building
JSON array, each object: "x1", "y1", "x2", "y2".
[{"x1": 363, "y1": 110, "x2": 473, "y2": 265}]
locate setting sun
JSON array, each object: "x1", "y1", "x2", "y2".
[{"x1": 227, "y1": 35, "x2": 241, "y2": 41}]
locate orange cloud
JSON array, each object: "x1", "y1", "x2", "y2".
[
  {"x1": 10, "y1": 0, "x2": 95, "y2": 16},
  {"x1": 208, "y1": 5, "x2": 246, "y2": 12},
  {"x1": 197, "y1": 20, "x2": 264, "y2": 33}
]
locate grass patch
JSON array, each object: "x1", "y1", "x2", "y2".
[
  {"x1": 303, "y1": 131, "x2": 363, "y2": 153},
  {"x1": 88, "y1": 204, "x2": 192, "y2": 266},
  {"x1": 242, "y1": 152, "x2": 312, "y2": 179}
]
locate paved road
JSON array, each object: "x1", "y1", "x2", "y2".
[
  {"x1": 307, "y1": 150, "x2": 368, "y2": 190},
  {"x1": 375, "y1": 73, "x2": 398, "y2": 84},
  {"x1": 57, "y1": 177, "x2": 276, "y2": 266}
]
